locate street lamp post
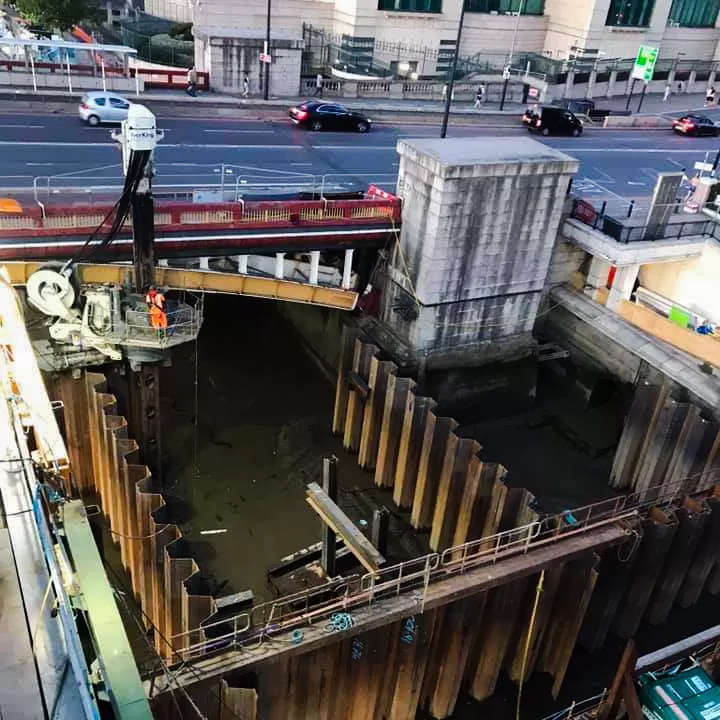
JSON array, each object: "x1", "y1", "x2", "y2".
[
  {"x1": 440, "y1": 0, "x2": 467, "y2": 139},
  {"x1": 263, "y1": 0, "x2": 272, "y2": 100},
  {"x1": 499, "y1": 0, "x2": 526, "y2": 111}
]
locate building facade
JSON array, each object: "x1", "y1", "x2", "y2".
[{"x1": 144, "y1": 0, "x2": 720, "y2": 92}]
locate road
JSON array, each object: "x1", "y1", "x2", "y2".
[{"x1": 1, "y1": 111, "x2": 719, "y2": 215}]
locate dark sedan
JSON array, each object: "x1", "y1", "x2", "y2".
[
  {"x1": 672, "y1": 114, "x2": 719, "y2": 137},
  {"x1": 289, "y1": 101, "x2": 372, "y2": 133}
]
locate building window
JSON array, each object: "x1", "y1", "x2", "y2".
[
  {"x1": 668, "y1": 0, "x2": 720, "y2": 27},
  {"x1": 605, "y1": 0, "x2": 656, "y2": 26},
  {"x1": 378, "y1": 0, "x2": 442, "y2": 11},
  {"x1": 464, "y1": 0, "x2": 544, "y2": 13}
]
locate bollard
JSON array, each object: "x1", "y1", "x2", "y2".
[{"x1": 627, "y1": 200, "x2": 635, "y2": 219}]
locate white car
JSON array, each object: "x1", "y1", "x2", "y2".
[{"x1": 78, "y1": 91, "x2": 132, "y2": 126}]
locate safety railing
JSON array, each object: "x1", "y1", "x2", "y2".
[
  {"x1": 119, "y1": 304, "x2": 202, "y2": 349},
  {"x1": 569, "y1": 197, "x2": 718, "y2": 243},
  {"x1": 539, "y1": 691, "x2": 607, "y2": 720},
  {"x1": 0, "y1": 198, "x2": 402, "y2": 239},
  {"x1": 166, "y1": 469, "x2": 718, "y2": 665}
]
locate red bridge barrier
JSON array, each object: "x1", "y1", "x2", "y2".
[
  {"x1": 0, "y1": 198, "x2": 400, "y2": 238},
  {"x1": 0, "y1": 198, "x2": 401, "y2": 260}
]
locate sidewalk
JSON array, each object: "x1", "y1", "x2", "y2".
[{"x1": 0, "y1": 84, "x2": 713, "y2": 120}]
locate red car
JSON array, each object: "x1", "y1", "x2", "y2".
[{"x1": 672, "y1": 114, "x2": 719, "y2": 137}]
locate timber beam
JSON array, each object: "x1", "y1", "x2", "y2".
[
  {"x1": 148, "y1": 522, "x2": 629, "y2": 695},
  {"x1": 306, "y1": 482, "x2": 385, "y2": 572},
  {"x1": 2, "y1": 261, "x2": 358, "y2": 311}
]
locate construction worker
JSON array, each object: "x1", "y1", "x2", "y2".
[{"x1": 146, "y1": 287, "x2": 167, "y2": 333}]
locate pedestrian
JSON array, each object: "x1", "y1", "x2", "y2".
[
  {"x1": 242, "y1": 74, "x2": 250, "y2": 98},
  {"x1": 663, "y1": 84, "x2": 671, "y2": 102},
  {"x1": 474, "y1": 82, "x2": 486, "y2": 109},
  {"x1": 706, "y1": 85, "x2": 716, "y2": 106},
  {"x1": 186, "y1": 66, "x2": 198, "y2": 97},
  {"x1": 677, "y1": 81, "x2": 683, "y2": 94},
  {"x1": 146, "y1": 287, "x2": 167, "y2": 334},
  {"x1": 313, "y1": 72, "x2": 323, "y2": 97}
]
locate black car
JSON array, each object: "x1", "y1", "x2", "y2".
[
  {"x1": 672, "y1": 114, "x2": 719, "y2": 137},
  {"x1": 522, "y1": 105, "x2": 583, "y2": 137},
  {"x1": 289, "y1": 100, "x2": 372, "y2": 133}
]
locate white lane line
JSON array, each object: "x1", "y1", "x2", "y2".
[
  {"x1": 667, "y1": 158, "x2": 686, "y2": 168},
  {"x1": 0, "y1": 124, "x2": 45, "y2": 129},
  {"x1": 25, "y1": 162, "x2": 53, "y2": 167},
  {"x1": 567, "y1": 148, "x2": 709, "y2": 154},
  {"x1": 628, "y1": 181, "x2": 646, "y2": 186},
  {"x1": 0, "y1": 141, "x2": 394, "y2": 151},
  {"x1": 591, "y1": 167, "x2": 615, "y2": 183},
  {"x1": 203, "y1": 129, "x2": 274, "y2": 134}
]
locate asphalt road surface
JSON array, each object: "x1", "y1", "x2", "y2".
[{"x1": 1, "y1": 111, "x2": 720, "y2": 215}]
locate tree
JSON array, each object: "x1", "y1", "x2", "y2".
[{"x1": 12, "y1": 0, "x2": 102, "y2": 32}]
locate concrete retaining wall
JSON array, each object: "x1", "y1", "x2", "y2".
[
  {"x1": 545, "y1": 304, "x2": 641, "y2": 384},
  {"x1": 603, "y1": 114, "x2": 672, "y2": 129}
]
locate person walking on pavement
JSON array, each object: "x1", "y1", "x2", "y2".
[
  {"x1": 313, "y1": 73, "x2": 324, "y2": 97},
  {"x1": 663, "y1": 84, "x2": 671, "y2": 102},
  {"x1": 146, "y1": 287, "x2": 168, "y2": 335},
  {"x1": 242, "y1": 74, "x2": 250, "y2": 98},
  {"x1": 186, "y1": 66, "x2": 198, "y2": 97},
  {"x1": 474, "y1": 83, "x2": 486, "y2": 109},
  {"x1": 706, "y1": 85, "x2": 716, "y2": 106}
]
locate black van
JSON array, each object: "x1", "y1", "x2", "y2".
[{"x1": 522, "y1": 105, "x2": 584, "y2": 137}]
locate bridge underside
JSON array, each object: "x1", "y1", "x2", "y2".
[{"x1": 4, "y1": 261, "x2": 359, "y2": 310}]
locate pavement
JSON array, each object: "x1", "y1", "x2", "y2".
[{"x1": 1, "y1": 92, "x2": 720, "y2": 217}]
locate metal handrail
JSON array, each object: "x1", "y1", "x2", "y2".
[{"x1": 166, "y1": 469, "x2": 718, "y2": 663}]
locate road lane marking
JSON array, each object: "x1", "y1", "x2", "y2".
[
  {"x1": 203, "y1": 129, "x2": 274, "y2": 134},
  {"x1": 591, "y1": 167, "x2": 615, "y2": 183},
  {"x1": 0, "y1": 124, "x2": 45, "y2": 129},
  {"x1": 25, "y1": 162, "x2": 53, "y2": 167},
  {"x1": 0, "y1": 141, "x2": 395, "y2": 151},
  {"x1": 628, "y1": 181, "x2": 646, "y2": 186}
]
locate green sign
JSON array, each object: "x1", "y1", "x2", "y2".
[{"x1": 632, "y1": 45, "x2": 659, "y2": 82}]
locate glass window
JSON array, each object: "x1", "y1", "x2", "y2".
[
  {"x1": 93, "y1": 97, "x2": 106, "y2": 106},
  {"x1": 606, "y1": 0, "x2": 656, "y2": 26},
  {"x1": 109, "y1": 97, "x2": 129, "y2": 108},
  {"x1": 378, "y1": 0, "x2": 442, "y2": 12},
  {"x1": 464, "y1": 0, "x2": 544, "y2": 14},
  {"x1": 668, "y1": 0, "x2": 720, "y2": 27}
]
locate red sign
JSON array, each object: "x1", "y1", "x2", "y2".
[
  {"x1": 573, "y1": 198, "x2": 598, "y2": 226},
  {"x1": 259, "y1": 53, "x2": 272, "y2": 63},
  {"x1": 528, "y1": 87, "x2": 539, "y2": 99},
  {"x1": 367, "y1": 184, "x2": 396, "y2": 200}
]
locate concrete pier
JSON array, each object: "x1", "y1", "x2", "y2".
[{"x1": 382, "y1": 136, "x2": 578, "y2": 369}]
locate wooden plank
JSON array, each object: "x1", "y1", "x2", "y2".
[
  {"x1": 343, "y1": 340, "x2": 378, "y2": 453},
  {"x1": 411, "y1": 413, "x2": 458, "y2": 530},
  {"x1": 646, "y1": 498, "x2": 710, "y2": 625},
  {"x1": 430, "y1": 437, "x2": 481, "y2": 552},
  {"x1": 453, "y1": 461, "x2": 507, "y2": 547},
  {"x1": 358, "y1": 358, "x2": 397, "y2": 470},
  {"x1": 333, "y1": 325, "x2": 358, "y2": 435},
  {"x1": 393, "y1": 392, "x2": 435, "y2": 509},
  {"x1": 306, "y1": 482, "x2": 385, "y2": 572},
  {"x1": 425, "y1": 596, "x2": 486, "y2": 718},
  {"x1": 375, "y1": 376, "x2": 414, "y2": 489},
  {"x1": 469, "y1": 579, "x2": 531, "y2": 702},
  {"x1": 389, "y1": 611, "x2": 438, "y2": 720},
  {"x1": 221, "y1": 682, "x2": 257, "y2": 720}
]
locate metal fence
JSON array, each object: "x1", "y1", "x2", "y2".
[
  {"x1": 570, "y1": 197, "x2": 719, "y2": 243},
  {"x1": 164, "y1": 470, "x2": 716, "y2": 664}
]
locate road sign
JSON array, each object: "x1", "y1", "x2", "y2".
[
  {"x1": 632, "y1": 45, "x2": 659, "y2": 82},
  {"x1": 259, "y1": 52, "x2": 272, "y2": 63}
]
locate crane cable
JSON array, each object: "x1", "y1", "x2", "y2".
[{"x1": 516, "y1": 569, "x2": 545, "y2": 720}]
